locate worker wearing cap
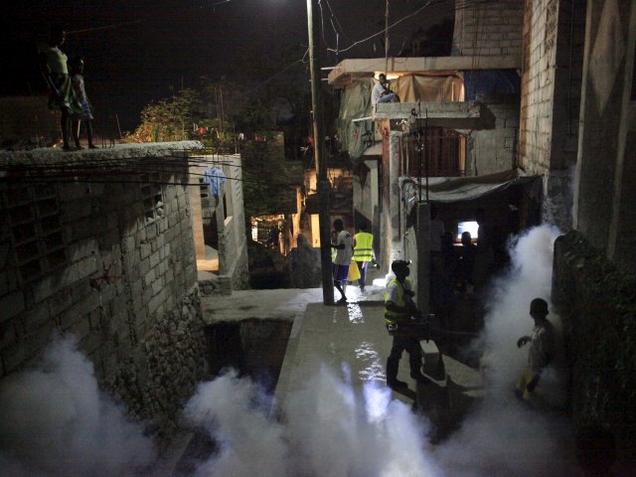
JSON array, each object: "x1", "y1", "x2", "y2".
[
  {"x1": 516, "y1": 298, "x2": 556, "y2": 400},
  {"x1": 384, "y1": 260, "x2": 427, "y2": 388}
]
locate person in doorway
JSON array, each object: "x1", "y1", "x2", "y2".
[
  {"x1": 429, "y1": 205, "x2": 446, "y2": 312},
  {"x1": 515, "y1": 298, "x2": 556, "y2": 401},
  {"x1": 38, "y1": 26, "x2": 81, "y2": 150},
  {"x1": 353, "y1": 224, "x2": 374, "y2": 292},
  {"x1": 384, "y1": 260, "x2": 428, "y2": 388},
  {"x1": 456, "y1": 231, "x2": 476, "y2": 293},
  {"x1": 68, "y1": 57, "x2": 97, "y2": 149},
  {"x1": 330, "y1": 219, "x2": 353, "y2": 304},
  {"x1": 371, "y1": 73, "x2": 399, "y2": 106},
  {"x1": 266, "y1": 225, "x2": 280, "y2": 250}
]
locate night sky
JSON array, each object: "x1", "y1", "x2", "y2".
[{"x1": 3, "y1": 0, "x2": 452, "y2": 131}]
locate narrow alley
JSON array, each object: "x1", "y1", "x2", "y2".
[{"x1": 1, "y1": 0, "x2": 635, "y2": 476}]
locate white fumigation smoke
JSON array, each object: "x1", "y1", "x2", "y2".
[
  {"x1": 0, "y1": 226, "x2": 575, "y2": 477},
  {"x1": 0, "y1": 336, "x2": 156, "y2": 477},
  {"x1": 435, "y1": 225, "x2": 574, "y2": 477}
]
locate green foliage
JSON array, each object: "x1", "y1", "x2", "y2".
[
  {"x1": 241, "y1": 134, "x2": 303, "y2": 219},
  {"x1": 556, "y1": 232, "x2": 636, "y2": 444},
  {"x1": 125, "y1": 89, "x2": 199, "y2": 143}
]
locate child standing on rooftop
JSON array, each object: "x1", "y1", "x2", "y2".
[{"x1": 69, "y1": 57, "x2": 97, "y2": 149}]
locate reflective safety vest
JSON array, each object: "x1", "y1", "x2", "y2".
[
  {"x1": 353, "y1": 232, "x2": 374, "y2": 262},
  {"x1": 384, "y1": 277, "x2": 413, "y2": 325}
]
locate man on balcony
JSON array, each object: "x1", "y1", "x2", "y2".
[{"x1": 372, "y1": 74, "x2": 400, "y2": 106}]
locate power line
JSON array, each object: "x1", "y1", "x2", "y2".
[{"x1": 326, "y1": 0, "x2": 437, "y2": 54}]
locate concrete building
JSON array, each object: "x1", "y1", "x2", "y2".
[
  {"x1": 189, "y1": 153, "x2": 250, "y2": 294},
  {"x1": 328, "y1": 1, "x2": 527, "y2": 270},
  {"x1": 0, "y1": 142, "x2": 208, "y2": 432}
]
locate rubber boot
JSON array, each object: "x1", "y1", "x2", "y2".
[
  {"x1": 386, "y1": 357, "x2": 406, "y2": 388},
  {"x1": 409, "y1": 351, "x2": 428, "y2": 383}
]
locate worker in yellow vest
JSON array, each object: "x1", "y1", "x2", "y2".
[
  {"x1": 353, "y1": 224, "x2": 374, "y2": 292},
  {"x1": 384, "y1": 260, "x2": 427, "y2": 388}
]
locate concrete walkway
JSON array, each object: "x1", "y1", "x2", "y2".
[
  {"x1": 200, "y1": 284, "x2": 385, "y2": 324},
  {"x1": 274, "y1": 300, "x2": 485, "y2": 416}
]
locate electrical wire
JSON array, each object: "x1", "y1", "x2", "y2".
[
  {"x1": 0, "y1": 152, "x2": 304, "y2": 188},
  {"x1": 326, "y1": 0, "x2": 436, "y2": 54}
]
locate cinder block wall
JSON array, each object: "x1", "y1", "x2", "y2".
[
  {"x1": 0, "y1": 149, "x2": 206, "y2": 433},
  {"x1": 452, "y1": 0, "x2": 524, "y2": 57},
  {"x1": 451, "y1": 1, "x2": 524, "y2": 177},
  {"x1": 518, "y1": 0, "x2": 559, "y2": 175},
  {"x1": 468, "y1": 101, "x2": 520, "y2": 176},
  {"x1": 517, "y1": 0, "x2": 587, "y2": 230},
  {"x1": 190, "y1": 154, "x2": 249, "y2": 291}
]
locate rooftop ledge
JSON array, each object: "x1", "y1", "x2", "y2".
[
  {"x1": 0, "y1": 141, "x2": 204, "y2": 167},
  {"x1": 328, "y1": 55, "x2": 521, "y2": 87},
  {"x1": 371, "y1": 101, "x2": 481, "y2": 121}
]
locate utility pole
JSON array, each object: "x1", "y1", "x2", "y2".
[{"x1": 307, "y1": 0, "x2": 334, "y2": 305}]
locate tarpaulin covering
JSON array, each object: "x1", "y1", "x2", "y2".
[
  {"x1": 401, "y1": 169, "x2": 540, "y2": 212},
  {"x1": 337, "y1": 79, "x2": 375, "y2": 160},
  {"x1": 338, "y1": 74, "x2": 463, "y2": 159},
  {"x1": 394, "y1": 73, "x2": 463, "y2": 103}
]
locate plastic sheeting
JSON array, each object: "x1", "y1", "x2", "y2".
[
  {"x1": 400, "y1": 169, "x2": 540, "y2": 212},
  {"x1": 394, "y1": 73, "x2": 463, "y2": 102},
  {"x1": 337, "y1": 78, "x2": 375, "y2": 160},
  {"x1": 338, "y1": 74, "x2": 463, "y2": 159}
]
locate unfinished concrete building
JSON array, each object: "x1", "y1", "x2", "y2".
[
  {"x1": 189, "y1": 153, "x2": 250, "y2": 295},
  {"x1": 0, "y1": 142, "x2": 209, "y2": 432},
  {"x1": 329, "y1": 1, "x2": 535, "y2": 271}
]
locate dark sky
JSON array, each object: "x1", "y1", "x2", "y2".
[{"x1": 3, "y1": 0, "x2": 453, "y2": 131}]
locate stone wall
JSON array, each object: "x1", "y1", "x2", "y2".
[
  {"x1": 452, "y1": 0, "x2": 524, "y2": 57},
  {"x1": 0, "y1": 142, "x2": 207, "y2": 431},
  {"x1": 552, "y1": 231, "x2": 636, "y2": 457}
]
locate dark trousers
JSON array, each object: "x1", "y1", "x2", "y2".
[
  {"x1": 386, "y1": 334, "x2": 422, "y2": 381},
  {"x1": 356, "y1": 260, "x2": 369, "y2": 287}
]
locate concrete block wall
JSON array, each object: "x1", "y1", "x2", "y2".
[
  {"x1": 516, "y1": 0, "x2": 587, "y2": 230},
  {"x1": 0, "y1": 145, "x2": 207, "y2": 430},
  {"x1": 518, "y1": 0, "x2": 559, "y2": 175},
  {"x1": 190, "y1": 154, "x2": 250, "y2": 291},
  {"x1": 452, "y1": 0, "x2": 524, "y2": 57},
  {"x1": 222, "y1": 155, "x2": 250, "y2": 290},
  {"x1": 468, "y1": 100, "x2": 520, "y2": 175}
]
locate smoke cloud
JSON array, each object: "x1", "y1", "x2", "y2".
[
  {"x1": 185, "y1": 365, "x2": 441, "y2": 477},
  {"x1": 0, "y1": 336, "x2": 155, "y2": 477},
  {"x1": 184, "y1": 372, "x2": 289, "y2": 477},
  {"x1": 435, "y1": 225, "x2": 574, "y2": 476},
  {"x1": 0, "y1": 226, "x2": 576, "y2": 476}
]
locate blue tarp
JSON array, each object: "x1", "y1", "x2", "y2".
[
  {"x1": 463, "y1": 70, "x2": 520, "y2": 101},
  {"x1": 203, "y1": 167, "x2": 226, "y2": 198}
]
